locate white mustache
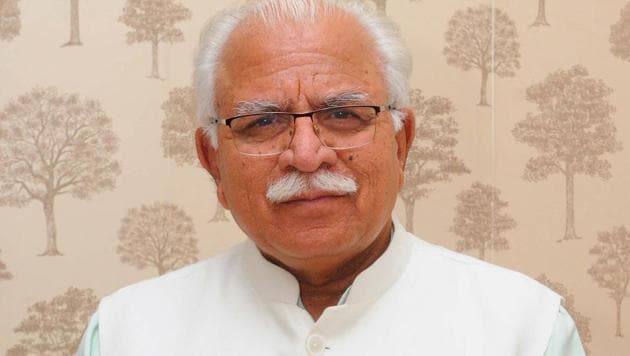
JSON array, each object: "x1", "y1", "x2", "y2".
[{"x1": 266, "y1": 169, "x2": 358, "y2": 203}]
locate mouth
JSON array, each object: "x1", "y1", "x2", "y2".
[{"x1": 282, "y1": 190, "x2": 348, "y2": 204}]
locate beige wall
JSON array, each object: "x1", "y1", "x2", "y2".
[{"x1": 1, "y1": 0, "x2": 629, "y2": 354}]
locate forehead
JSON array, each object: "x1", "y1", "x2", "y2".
[{"x1": 215, "y1": 10, "x2": 387, "y2": 111}]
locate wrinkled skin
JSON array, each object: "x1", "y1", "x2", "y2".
[{"x1": 196, "y1": 10, "x2": 414, "y2": 318}]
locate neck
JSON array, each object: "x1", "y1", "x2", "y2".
[{"x1": 263, "y1": 222, "x2": 393, "y2": 320}]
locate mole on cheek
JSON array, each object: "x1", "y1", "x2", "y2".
[{"x1": 348, "y1": 155, "x2": 353, "y2": 161}]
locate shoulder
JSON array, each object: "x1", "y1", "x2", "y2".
[
  {"x1": 402, "y1": 230, "x2": 561, "y2": 325},
  {"x1": 99, "y1": 241, "x2": 246, "y2": 318},
  {"x1": 406, "y1": 231, "x2": 556, "y2": 299},
  {"x1": 400, "y1": 232, "x2": 562, "y2": 354},
  {"x1": 95, "y1": 242, "x2": 250, "y2": 354}
]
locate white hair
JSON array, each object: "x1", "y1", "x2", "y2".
[
  {"x1": 194, "y1": 0, "x2": 412, "y2": 147},
  {"x1": 266, "y1": 169, "x2": 357, "y2": 203}
]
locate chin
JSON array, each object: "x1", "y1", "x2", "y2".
[{"x1": 265, "y1": 228, "x2": 358, "y2": 260}]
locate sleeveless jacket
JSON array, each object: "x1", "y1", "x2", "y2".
[{"x1": 96, "y1": 220, "x2": 561, "y2": 356}]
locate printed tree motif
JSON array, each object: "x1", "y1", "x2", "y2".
[
  {"x1": 610, "y1": 1, "x2": 630, "y2": 63},
  {"x1": 8, "y1": 287, "x2": 98, "y2": 355},
  {"x1": 401, "y1": 89, "x2": 469, "y2": 233},
  {"x1": 443, "y1": 5, "x2": 520, "y2": 106},
  {"x1": 161, "y1": 86, "x2": 228, "y2": 222},
  {"x1": 512, "y1": 66, "x2": 622, "y2": 242},
  {"x1": 0, "y1": 87, "x2": 121, "y2": 256},
  {"x1": 0, "y1": 0, "x2": 20, "y2": 41},
  {"x1": 532, "y1": 0, "x2": 550, "y2": 26},
  {"x1": 0, "y1": 249, "x2": 12, "y2": 280},
  {"x1": 119, "y1": 0, "x2": 191, "y2": 79},
  {"x1": 117, "y1": 201, "x2": 199, "y2": 276},
  {"x1": 588, "y1": 226, "x2": 630, "y2": 337},
  {"x1": 368, "y1": 0, "x2": 421, "y2": 14},
  {"x1": 369, "y1": 0, "x2": 387, "y2": 13},
  {"x1": 63, "y1": 0, "x2": 82, "y2": 46},
  {"x1": 451, "y1": 182, "x2": 516, "y2": 260},
  {"x1": 5, "y1": 345, "x2": 29, "y2": 356},
  {"x1": 162, "y1": 86, "x2": 197, "y2": 166},
  {"x1": 537, "y1": 274, "x2": 591, "y2": 354}
]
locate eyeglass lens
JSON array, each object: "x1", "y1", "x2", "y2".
[{"x1": 229, "y1": 106, "x2": 378, "y2": 155}]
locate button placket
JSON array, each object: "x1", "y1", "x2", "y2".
[{"x1": 306, "y1": 334, "x2": 325, "y2": 355}]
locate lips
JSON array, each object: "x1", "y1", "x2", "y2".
[{"x1": 282, "y1": 190, "x2": 347, "y2": 203}]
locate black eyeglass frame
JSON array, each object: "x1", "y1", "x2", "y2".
[{"x1": 210, "y1": 104, "x2": 396, "y2": 126}]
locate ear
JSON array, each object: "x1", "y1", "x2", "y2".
[
  {"x1": 195, "y1": 128, "x2": 229, "y2": 209},
  {"x1": 393, "y1": 108, "x2": 415, "y2": 186}
]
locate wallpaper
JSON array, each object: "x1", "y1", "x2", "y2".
[{"x1": 0, "y1": 0, "x2": 629, "y2": 355}]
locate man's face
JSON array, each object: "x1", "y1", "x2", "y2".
[{"x1": 197, "y1": 12, "x2": 414, "y2": 268}]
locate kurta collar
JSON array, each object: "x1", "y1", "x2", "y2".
[{"x1": 240, "y1": 218, "x2": 413, "y2": 306}]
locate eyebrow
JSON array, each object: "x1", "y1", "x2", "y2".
[
  {"x1": 232, "y1": 90, "x2": 370, "y2": 116},
  {"x1": 322, "y1": 91, "x2": 370, "y2": 108},
  {"x1": 234, "y1": 100, "x2": 282, "y2": 116}
]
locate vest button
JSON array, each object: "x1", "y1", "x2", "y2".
[{"x1": 306, "y1": 334, "x2": 325, "y2": 355}]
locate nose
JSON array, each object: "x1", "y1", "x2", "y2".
[{"x1": 277, "y1": 116, "x2": 338, "y2": 173}]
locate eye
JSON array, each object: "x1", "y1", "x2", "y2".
[
  {"x1": 231, "y1": 113, "x2": 290, "y2": 140},
  {"x1": 249, "y1": 114, "x2": 277, "y2": 128},
  {"x1": 331, "y1": 109, "x2": 358, "y2": 119}
]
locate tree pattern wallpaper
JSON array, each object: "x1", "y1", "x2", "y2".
[
  {"x1": 0, "y1": 1, "x2": 629, "y2": 355},
  {"x1": 443, "y1": 4, "x2": 521, "y2": 106},
  {"x1": 451, "y1": 181, "x2": 516, "y2": 260}
]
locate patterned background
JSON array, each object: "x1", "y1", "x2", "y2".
[{"x1": 1, "y1": 0, "x2": 629, "y2": 355}]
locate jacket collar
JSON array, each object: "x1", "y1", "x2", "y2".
[{"x1": 240, "y1": 218, "x2": 413, "y2": 306}]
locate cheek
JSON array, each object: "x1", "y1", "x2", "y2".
[
  {"x1": 227, "y1": 165, "x2": 266, "y2": 200},
  {"x1": 374, "y1": 147, "x2": 403, "y2": 198},
  {"x1": 218, "y1": 151, "x2": 270, "y2": 210},
  {"x1": 351, "y1": 150, "x2": 400, "y2": 203}
]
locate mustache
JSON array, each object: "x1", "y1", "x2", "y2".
[{"x1": 266, "y1": 169, "x2": 358, "y2": 203}]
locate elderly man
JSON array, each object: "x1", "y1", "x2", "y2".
[{"x1": 78, "y1": 0, "x2": 585, "y2": 355}]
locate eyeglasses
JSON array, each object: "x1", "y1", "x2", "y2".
[{"x1": 212, "y1": 105, "x2": 393, "y2": 156}]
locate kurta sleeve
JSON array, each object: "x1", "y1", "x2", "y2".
[
  {"x1": 543, "y1": 305, "x2": 586, "y2": 356},
  {"x1": 76, "y1": 311, "x2": 101, "y2": 356}
]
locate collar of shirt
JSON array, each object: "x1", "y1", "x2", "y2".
[{"x1": 239, "y1": 218, "x2": 413, "y2": 307}]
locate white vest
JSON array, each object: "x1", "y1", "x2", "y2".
[{"x1": 98, "y1": 221, "x2": 560, "y2": 356}]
